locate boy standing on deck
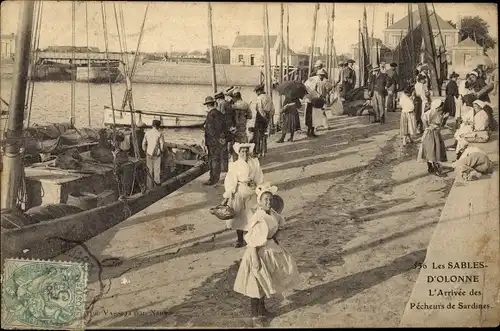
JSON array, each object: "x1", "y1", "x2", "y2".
[{"x1": 142, "y1": 120, "x2": 165, "y2": 189}]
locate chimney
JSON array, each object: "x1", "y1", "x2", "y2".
[
  {"x1": 391, "y1": 14, "x2": 394, "y2": 26},
  {"x1": 385, "y1": 12, "x2": 389, "y2": 28}
]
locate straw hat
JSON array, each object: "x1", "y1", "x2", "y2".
[
  {"x1": 449, "y1": 71, "x2": 459, "y2": 79},
  {"x1": 314, "y1": 59, "x2": 324, "y2": 67},
  {"x1": 233, "y1": 142, "x2": 255, "y2": 154}
]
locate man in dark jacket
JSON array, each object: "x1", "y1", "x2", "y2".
[
  {"x1": 386, "y1": 62, "x2": 399, "y2": 112},
  {"x1": 369, "y1": 66, "x2": 389, "y2": 123},
  {"x1": 343, "y1": 59, "x2": 356, "y2": 98},
  {"x1": 215, "y1": 91, "x2": 236, "y2": 172},
  {"x1": 203, "y1": 96, "x2": 228, "y2": 186}
]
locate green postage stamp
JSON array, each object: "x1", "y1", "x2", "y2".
[{"x1": 1, "y1": 259, "x2": 88, "y2": 329}]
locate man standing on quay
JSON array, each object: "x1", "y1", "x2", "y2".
[
  {"x1": 142, "y1": 119, "x2": 165, "y2": 189},
  {"x1": 203, "y1": 96, "x2": 228, "y2": 186}
]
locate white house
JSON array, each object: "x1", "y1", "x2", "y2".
[
  {"x1": 384, "y1": 10, "x2": 459, "y2": 51},
  {"x1": 230, "y1": 34, "x2": 294, "y2": 67}
]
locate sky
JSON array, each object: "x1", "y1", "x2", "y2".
[{"x1": 1, "y1": 1, "x2": 498, "y2": 55}]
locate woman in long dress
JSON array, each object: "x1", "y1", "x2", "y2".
[
  {"x1": 399, "y1": 86, "x2": 417, "y2": 146},
  {"x1": 233, "y1": 183, "x2": 299, "y2": 323},
  {"x1": 277, "y1": 97, "x2": 300, "y2": 143},
  {"x1": 222, "y1": 143, "x2": 264, "y2": 248},
  {"x1": 417, "y1": 99, "x2": 448, "y2": 177},
  {"x1": 443, "y1": 72, "x2": 459, "y2": 124}
]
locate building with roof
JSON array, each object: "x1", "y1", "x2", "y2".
[
  {"x1": 230, "y1": 34, "x2": 295, "y2": 67},
  {"x1": 1, "y1": 33, "x2": 15, "y2": 60},
  {"x1": 384, "y1": 10, "x2": 459, "y2": 51},
  {"x1": 449, "y1": 37, "x2": 487, "y2": 75},
  {"x1": 351, "y1": 37, "x2": 394, "y2": 67}
]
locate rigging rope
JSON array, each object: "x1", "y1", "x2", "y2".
[
  {"x1": 85, "y1": 2, "x2": 91, "y2": 127},
  {"x1": 100, "y1": 1, "x2": 122, "y2": 196}
]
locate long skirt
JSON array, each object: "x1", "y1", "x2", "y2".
[
  {"x1": 305, "y1": 103, "x2": 313, "y2": 127},
  {"x1": 443, "y1": 94, "x2": 456, "y2": 117},
  {"x1": 226, "y1": 184, "x2": 257, "y2": 231},
  {"x1": 400, "y1": 112, "x2": 417, "y2": 136},
  {"x1": 417, "y1": 128, "x2": 447, "y2": 162},
  {"x1": 281, "y1": 109, "x2": 299, "y2": 134},
  {"x1": 312, "y1": 107, "x2": 328, "y2": 129},
  {"x1": 234, "y1": 239, "x2": 300, "y2": 299}
]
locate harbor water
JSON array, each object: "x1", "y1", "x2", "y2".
[{"x1": 0, "y1": 79, "x2": 281, "y2": 145}]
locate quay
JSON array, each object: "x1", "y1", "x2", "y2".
[{"x1": 53, "y1": 103, "x2": 499, "y2": 327}]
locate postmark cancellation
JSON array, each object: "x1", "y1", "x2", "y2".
[{"x1": 1, "y1": 258, "x2": 88, "y2": 330}]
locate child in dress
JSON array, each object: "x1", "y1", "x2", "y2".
[
  {"x1": 233, "y1": 183, "x2": 299, "y2": 324},
  {"x1": 399, "y1": 86, "x2": 417, "y2": 146}
]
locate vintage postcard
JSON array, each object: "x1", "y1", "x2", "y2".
[{"x1": 1, "y1": 1, "x2": 498, "y2": 328}]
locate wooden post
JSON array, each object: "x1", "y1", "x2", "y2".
[
  {"x1": 207, "y1": 2, "x2": 217, "y2": 94},
  {"x1": 308, "y1": 3, "x2": 319, "y2": 77},
  {"x1": 417, "y1": 3, "x2": 440, "y2": 96},
  {"x1": 1, "y1": 1, "x2": 35, "y2": 209},
  {"x1": 408, "y1": 4, "x2": 414, "y2": 73}
]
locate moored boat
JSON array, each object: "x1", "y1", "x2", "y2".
[{"x1": 103, "y1": 106, "x2": 206, "y2": 128}]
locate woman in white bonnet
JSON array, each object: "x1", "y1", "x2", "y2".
[
  {"x1": 233, "y1": 182, "x2": 299, "y2": 325},
  {"x1": 222, "y1": 142, "x2": 264, "y2": 248},
  {"x1": 417, "y1": 99, "x2": 448, "y2": 177}
]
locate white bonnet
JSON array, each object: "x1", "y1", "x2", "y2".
[{"x1": 255, "y1": 182, "x2": 278, "y2": 202}]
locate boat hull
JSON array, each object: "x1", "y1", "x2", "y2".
[
  {"x1": 103, "y1": 107, "x2": 206, "y2": 128},
  {"x1": 76, "y1": 66, "x2": 122, "y2": 83},
  {"x1": 1, "y1": 161, "x2": 209, "y2": 267}
]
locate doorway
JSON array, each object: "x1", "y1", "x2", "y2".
[{"x1": 250, "y1": 55, "x2": 255, "y2": 66}]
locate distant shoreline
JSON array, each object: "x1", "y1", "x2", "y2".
[{"x1": 1, "y1": 61, "x2": 263, "y2": 87}]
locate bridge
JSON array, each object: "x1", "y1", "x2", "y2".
[{"x1": 36, "y1": 52, "x2": 144, "y2": 66}]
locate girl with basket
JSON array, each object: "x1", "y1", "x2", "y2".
[
  {"x1": 233, "y1": 183, "x2": 299, "y2": 325},
  {"x1": 219, "y1": 142, "x2": 264, "y2": 248}
]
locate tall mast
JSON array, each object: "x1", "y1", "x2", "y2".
[
  {"x1": 408, "y1": 4, "x2": 414, "y2": 73},
  {"x1": 417, "y1": 3, "x2": 439, "y2": 96},
  {"x1": 286, "y1": 4, "x2": 290, "y2": 81},
  {"x1": 207, "y1": 2, "x2": 217, "y2": 94},
  {"x1": 308, "y1": 4, "x2": 319, "y2": 77},
  {"x1": 330, "y1": 4, "x2": 336, "y2": 79},
  {"x1": 1, "y1": 1, "x2": 35, "y2": 209},
  {"x1": 326, "y1": 5, "x2": 331, "y2": 75},
  {"x1": 279, "y1": 3, "x2": 284, "y2": 85},
  {"x1": 263, "y1": 4, "x2": 272, "y2": 97},
  {"x1": 358, "y1": 20, "x2": 363, "y2": 87}
]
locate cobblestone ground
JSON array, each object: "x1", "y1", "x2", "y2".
[{"x1": 80, "y1": 112, "x2": 457, "y2": 328}]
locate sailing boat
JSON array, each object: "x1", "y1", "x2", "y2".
[{"x1": 1, "y1": 2, "x2": 209, "y2": 267}]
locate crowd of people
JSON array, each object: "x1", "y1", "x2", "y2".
[{"x1": 398, "y1": 63, "x2": 496, "y2": 178}]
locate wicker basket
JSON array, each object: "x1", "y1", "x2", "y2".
[{"x1": 210, "y1": 204, "x2": 236, "y2": 220}]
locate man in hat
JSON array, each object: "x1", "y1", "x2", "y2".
[
  {"x1": 386, "y1": 62, "x2": 399, "y2": 112},
  {"x1": 142, "y1": 119, "x2": 165, "y2": 189},
  {"x1": 203, "y1": 96, "x2": 228, "y2": 185},
  {"x1": 252, "y1": 84, "x2": 274, "y2": 157},
  {"x1": 311, "y1": 59, "x2": 328, "y2": 79},
  {"x1": 231, "y1": 90, "x2": 253, "y2": 157},
  {"x1": 215, "y1": 91, "x2": 236, "y2": 171},
  {"x1": 335, "y1": 61, "x2": 345, "y2": 88},
  {"x1": 342, "y1": 59, "x2": 356, "y2": 98},
  {"x1": 369, "y1": 65, "x2": 389, "y2": 123}
]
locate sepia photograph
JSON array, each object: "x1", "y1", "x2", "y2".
[{"x1": 0, "y1": 1, "x2": 498, "y2": 329}]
